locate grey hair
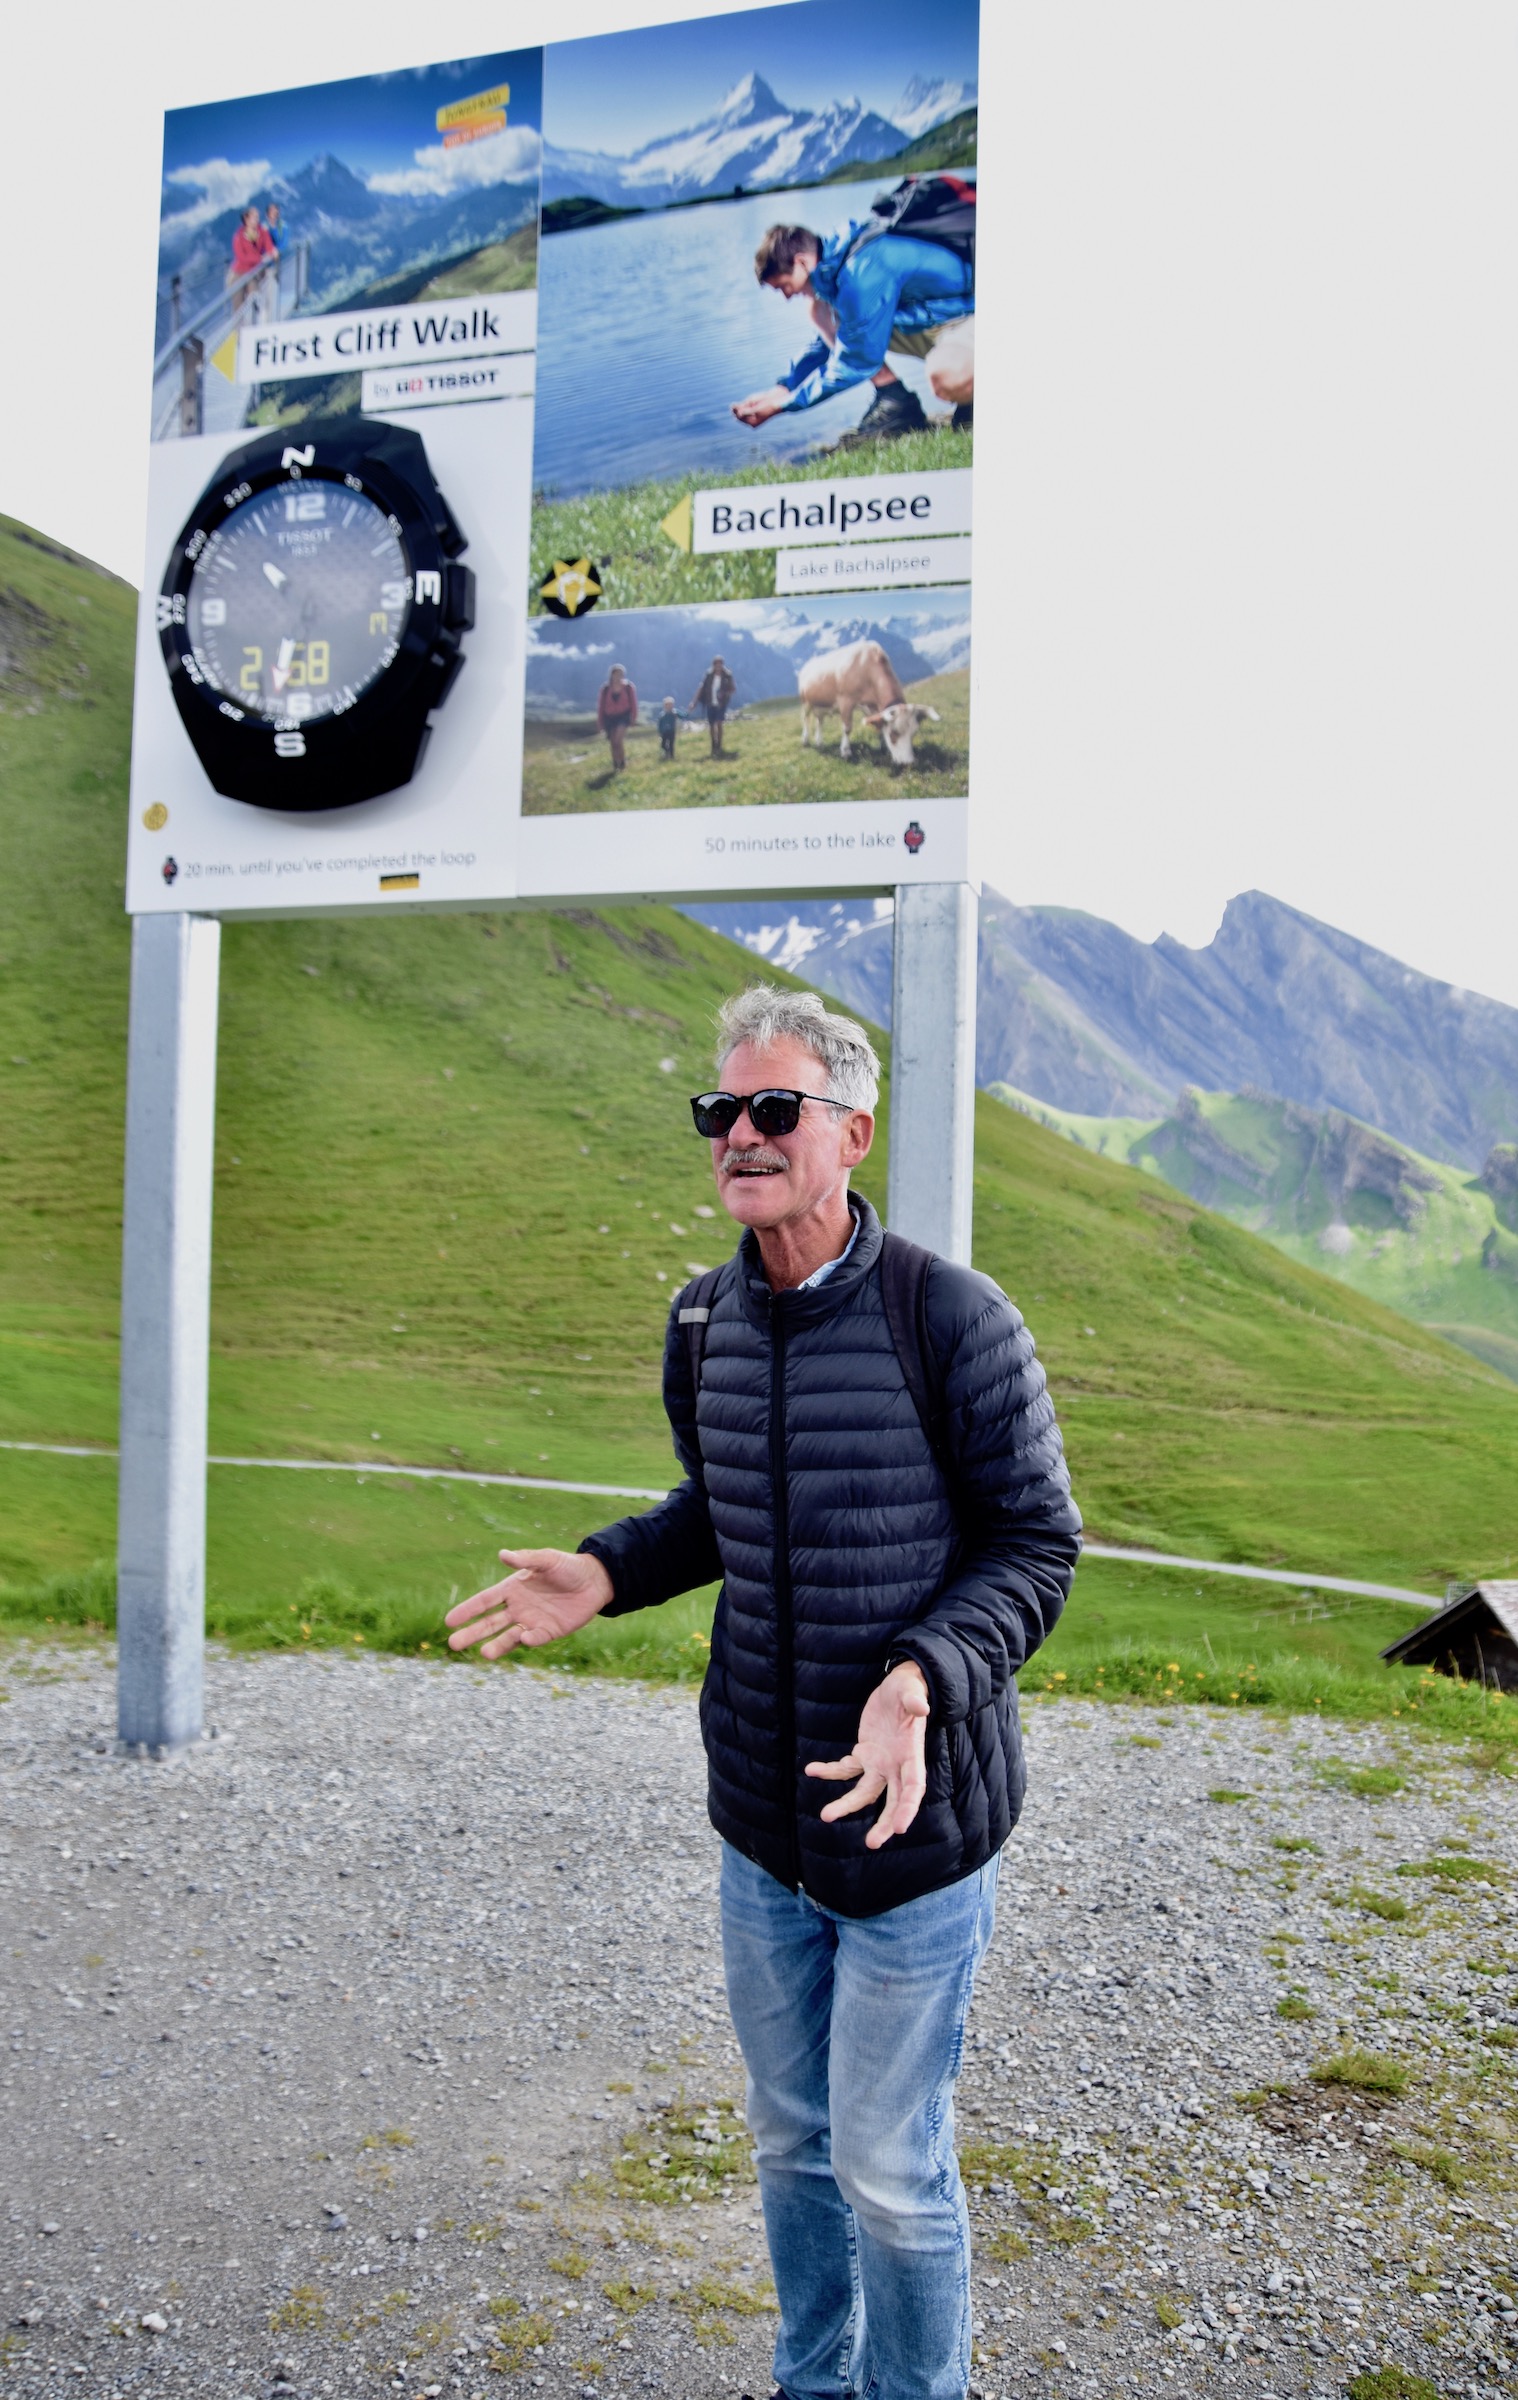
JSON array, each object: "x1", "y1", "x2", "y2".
[{"x1": 715, "y1": 983, "x2": 880, "y2": 1111}]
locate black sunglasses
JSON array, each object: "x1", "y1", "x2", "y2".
[{"x1": 689, "y1": 1087, "x2": 854, "y2": 1139}]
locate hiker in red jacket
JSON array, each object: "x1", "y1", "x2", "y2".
[
  {"x1": 230, "y1": 207, "x2": 277, "y2": 329},
  {"x1": 597, "y1": 664, "x2": 638, "y2": 773},
  {"x1": 231, "y1": 207, "x2": 276, "y2": 281}
]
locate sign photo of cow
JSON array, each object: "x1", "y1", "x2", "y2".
[{"x1": 522, "y1": 589, "x2": 969, "y2": 815}]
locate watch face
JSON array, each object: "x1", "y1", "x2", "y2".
[
  {"x1": 187, "y1": 481, "x2": 411, "y2": 726},
  {"x1": 156, "y1": 421, "x2": 473, "y2": 813}
]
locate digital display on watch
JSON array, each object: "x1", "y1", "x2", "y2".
[{"x1": 186, "y1": 482, "x2": 411, "y2": 726}]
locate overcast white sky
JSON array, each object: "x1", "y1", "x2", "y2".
[{"x1": 3, "y1": 1, "x2": 1514, "y2": 1005}]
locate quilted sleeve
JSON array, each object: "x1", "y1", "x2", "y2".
[{"x1": 886, "y1": 1262, "x2": 1082, "y2": 1721}]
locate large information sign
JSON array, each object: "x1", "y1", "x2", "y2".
[{"x1": 127, "y1": 0, "x2": 980, "y2": 914}]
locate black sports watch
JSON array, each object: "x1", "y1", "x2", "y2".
[{"x1": 155, "y1": 419, "x2": 474, "y2": 811}]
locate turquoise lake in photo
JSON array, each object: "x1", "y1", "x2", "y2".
[{"x1": 532, "y1": 179, "x2": 947, "y2": 496}]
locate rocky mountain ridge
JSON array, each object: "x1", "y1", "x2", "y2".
[
  {"x1": 527, "y1": 609, "x2": 961, "y2": 716},
  {"x1": 542, "y1": 71, "x2": 910, "y2": 210},
  {"x1": 989, "y1": 1083, "x2": 1518, "y2": 1381},
  {"x1": 157, "y1": 149, "x2": 541, "y2": 336},
  {"x1": 688, "y1": 888, "x2": 1518, "y2": 1171}
]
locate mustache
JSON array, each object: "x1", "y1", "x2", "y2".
[{"x1": 720, "y1": 1149, "x2": 790, "y2": 1176}]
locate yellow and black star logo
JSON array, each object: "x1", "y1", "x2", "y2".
[{"x1": 539, "y1": 556, "x2": 604, "y2": 619}]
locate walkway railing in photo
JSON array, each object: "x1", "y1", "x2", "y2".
[{"x1": 152, "y1": 240, "x2": 313, "y2": 441}]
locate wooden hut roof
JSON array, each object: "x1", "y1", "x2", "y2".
[{"x1": 1381, "y1": 1580, "x2": 1518, "y2": 1668}]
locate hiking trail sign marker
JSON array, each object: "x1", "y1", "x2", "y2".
[{"x1": 121, "y1": 0, "x2": 983, "y2": 1751}]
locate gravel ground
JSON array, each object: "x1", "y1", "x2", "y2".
[{"x1": 1, "y1": 1645, "x2": 1515, "y2": 2400}]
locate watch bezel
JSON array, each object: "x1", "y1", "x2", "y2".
[{"x1": 156, "y1": 420, "x2": 470, "y2": 812}]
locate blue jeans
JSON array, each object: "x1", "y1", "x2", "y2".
[{"x1": 720, "y1": 1841, "x2": 1000, "y2": 2400}]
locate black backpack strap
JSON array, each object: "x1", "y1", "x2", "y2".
[
  {"x1": 878, "y1": 1230, "x2": 951, "y2": 1482},
  {"x1": 676, "y1": 1263, "x2": 728, "y2": 1399}
]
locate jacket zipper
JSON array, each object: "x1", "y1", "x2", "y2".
[{"x1": 768, "y1": 1293, "x2": 800, "y2": 1889}]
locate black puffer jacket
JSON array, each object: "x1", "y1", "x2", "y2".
[{"x1": 582, "y1": 1197, "x2": 1081, "y2": 1917}]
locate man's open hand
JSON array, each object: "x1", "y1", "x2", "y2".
[
  {"x1": 445, "y1": 1548, "x2": 612, "y2": 1661},
  {"x1": 732, "y1": 384, "x2": 790, "y2": 426},
  {"x1": 805, "y1": 1662, "x2": 931, "y2": 1848}
]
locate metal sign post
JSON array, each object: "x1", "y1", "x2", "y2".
[
  {"x1": 886, "y1": 882, "x2": 978, "y2": 1265},
  {"x1": 116, "y1": 912, "x2": 221, "y2": 1757}
]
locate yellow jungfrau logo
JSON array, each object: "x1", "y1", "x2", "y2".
[
  {"x1": 436, "y1": 84, "x2": 510, "y2": 132},
  {"x1": 660, "y1": 493, "x2": 693, "y2": 553},
  {"x1": 211, "y1": 331, "x2": 239, "y2": 382},
  {"x1": 539, "y1": 558, "x2": 604, "y2": 619}
]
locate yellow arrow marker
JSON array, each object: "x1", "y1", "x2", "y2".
[
  {"x1": 211, "y1": 330, "x2": 239, "y2": 382},
  {"x1": 660, "y1": 492, "x2": 693, "y2": 553}
]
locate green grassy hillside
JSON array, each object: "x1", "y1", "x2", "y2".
[
  {"x1": 829, "y1": 107, "x2": 979, "y2": 181},
  {"x1": 991, "y1": 1081, "x2": 1518, "y2": 1382},
  {"x1": 3, "y1": 510, "x2": 1518, "y2": 1681},
  {"x1": 523, "y1": 672, "x2": 967, "y2": 814},
  {"x1": 529, "y1": 425, "x2": 974, "y2": 614},
  {"x1": 990, "y1": 1085, "x2": 1160, "y2": 1163}
]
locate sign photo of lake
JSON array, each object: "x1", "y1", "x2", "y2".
[{"x1": 531, "y1": 0, "x2": 978, "y2": 614}]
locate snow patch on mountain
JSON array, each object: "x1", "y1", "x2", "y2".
[
  {"x1": 157, "y1": 144, "x2": 540, "y2": 331},
  {"x1": 909, "y1": 618, "x2": 973, "y2": 673},
  {"x1": 893, "y1": 75, "x2": 978, "y2": 140},
  {"x1": 542, "y1": 71, "x2": 908, "y2": 210},
  {"x1": 162, "y1": 157, "x2": 274, "y2": 238}
]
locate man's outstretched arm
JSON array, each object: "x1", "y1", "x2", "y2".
[
  {"x1": 733, "y1": 332, "x2": 832, "y2": 425},
  {"x1": 449, "y1": 1293, "x2": 722, "y2": 1654}
]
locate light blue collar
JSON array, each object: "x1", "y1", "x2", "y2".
[{"x1": 796, "y1": 1205, "x2": 861, "y2": 1291}]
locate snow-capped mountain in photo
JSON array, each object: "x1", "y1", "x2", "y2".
[
  {"x1": 157, "y1": 144, "x2": 540, "y2": 337},
  {"x1": 526, "y1": 603, "x2": 966, "y2": 716},
  {"x1": 542, "y1": 72, "x2": 909, "y2": 210},
  {"x1": 906, "y1": 618, "x2": 973, "y2": 675},
  {"x1": 892, "y1": 75, "x2": 979, "y2": 140}
]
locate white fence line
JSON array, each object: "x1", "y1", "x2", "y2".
[{"x1": 2, "y1": 1439, "x2": 1438, "y2": 1607}]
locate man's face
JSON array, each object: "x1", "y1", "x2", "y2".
[
  {"x1": 766, "y1": 252, "x2": 817, "y2": 300},
  {"x1": 708, "y1": 1036, "x2": 873, "y2": 1235}
]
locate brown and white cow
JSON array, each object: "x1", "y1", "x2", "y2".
[{"x1": 797, "y1": 638, "x2": 940, "y2": 767}]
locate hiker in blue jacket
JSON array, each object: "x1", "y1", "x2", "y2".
[
  {"x1": 734, "y1": 212, "x2": 974, "y2": 441},
  {"x1": 447, "y1": 985, "x2": 1078, "y2": 2400}
]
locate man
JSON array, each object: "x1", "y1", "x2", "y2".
[
  {"x1": 447, "y1": 985, "x2": 1080, "y2": 2400},
  {"x1": 734, "y1": 217, "x2": 974, "y2": 443},
  {"x1": 690, "y1": 654, "x2": 736, "y2": 757}
]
